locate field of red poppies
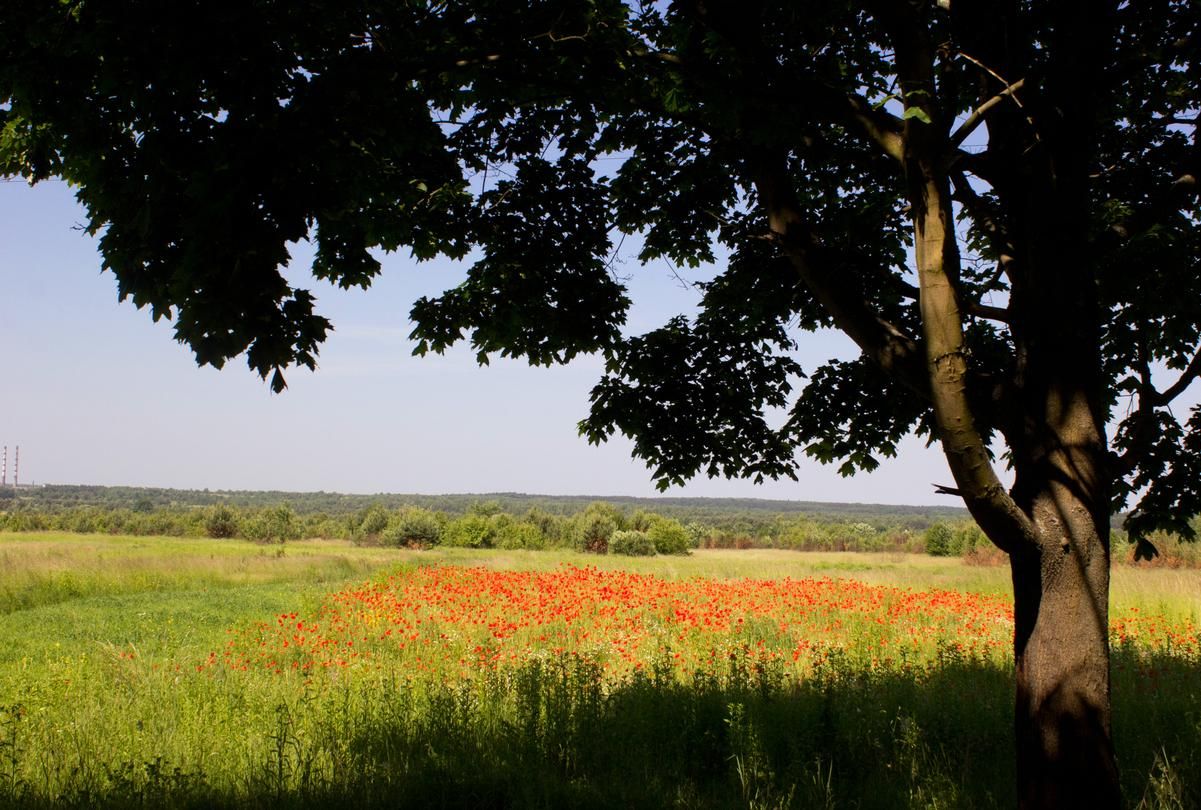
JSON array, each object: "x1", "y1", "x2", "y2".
[
  {"x1": 209, "y1": 564, "x2": 1195, "y2": 685},
  {"x1": 213, "y1": 565, "x2": 1017, "y2": 678}
]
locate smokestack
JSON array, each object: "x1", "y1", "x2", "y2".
[
  {"x1": 1, "y1": 445, "x2": 6, "y2": 487},
  {"x1": 13, "y1": 446, "x2": 17, "y2": 488}
]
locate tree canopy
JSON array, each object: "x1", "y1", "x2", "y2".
[
  {"x1": 1, "y1": 2, "x2": 1195, "y2": 539},
  {"x1": 3, "y1": 1, "x2": 1199, "y2": 804}
]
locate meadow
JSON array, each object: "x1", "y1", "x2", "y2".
[{"x1": 0, "y1": 532, "x2": 1197, "y2": 808}]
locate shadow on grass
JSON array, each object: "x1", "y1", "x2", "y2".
[{"x1": 4, "y1": 648, "x2": 1198, "y2": 809}]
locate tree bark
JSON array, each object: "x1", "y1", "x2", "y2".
[{"x1": 1009, "y1": 492, "x2": 1118, "y2": 809}]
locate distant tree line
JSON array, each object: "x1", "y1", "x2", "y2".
[
  {"x1": 0, "y1": 497, "x2": 929, "y2": 556},
  {"x1": 2, "y1": 489, "x2": 1191, "y2": 564},
  {"x1": 0, "y1": 500, "x2": 700, "y2": 555},
  {"x1": 0, "y1": 484, "x2": 968, "y2": 529}
]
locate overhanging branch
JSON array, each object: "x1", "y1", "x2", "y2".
[
  {"x1": 949, "y1": 169, "x2": 1017, "y2": 280},
  {"x1": 950, "y1": 77, "x2": 1026, "y2": 147},
  {"x1": 844, "y1": 93, "x2": 905, "y2": 162},
  {"x1": 752, "y1": 155, "x2": 928, "y2": 397},
  {"x1": 881, "y1": 7, "x2": 1037, "y2": 551},
  {"x1": 1153, "y1": 344, "x2": 1201, "y2": 406}
]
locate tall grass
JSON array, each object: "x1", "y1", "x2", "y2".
[{"x1": 0, "y1": 532, "x2": 1197, "y2": 808}]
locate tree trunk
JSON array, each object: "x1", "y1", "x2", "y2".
[{"x1": 1009, "y1": 490, "x2": 1119, "y2": 809}]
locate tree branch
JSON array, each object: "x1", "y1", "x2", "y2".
[
  {"x1": 950, "y1": 77, "x2": 1026, "y2": 147},
  {"x1": 1153, "y1": 344, "x2": 1201, "y2": 406},
  {"x1": 879, "y1": 4, "x2": 1037, "y2": 551},
  {"x1": 752, "y1": 155, "x2": 928, "y2": 396},
  {"x1": 965, "y1": 301, "x2": 1012, "y2": 323},
  {"x1": 844, "y1": 93, "x2": 905, "y2": 162},
  {"x1": 1114, "y1": 336, "x2": 1161, "y2": 477},
  {"x1": 949, "y1": 169, "x2": 1017, "y2": 280}
]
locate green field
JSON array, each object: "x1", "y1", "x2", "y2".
[{"x1": 0, "y1": 532, "x2": 1197, "y2": 808}]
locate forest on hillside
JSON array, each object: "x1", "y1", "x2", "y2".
[{"x1": 0, "y1": 484, "x2": 968, "y2": 528}]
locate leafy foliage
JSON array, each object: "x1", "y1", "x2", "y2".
[
  {"x1": 609, "y1": 529, "x2": 656, "y2": 556},
  {"x1": 382, "y1": 507, "x2": 443, "y2": 548},
  {"x1": 442, "y1": 514, "x2": 496, "y2": 549},
  {"x1": 204, "y1": 505, "x2": 239, "y2": 539},
  {"x1": 924, "y1": 524, "x2": 955, "y2": 557},
  {"x1": 646, "y1": 516, "x2": 691, "y2": 555},
  {"x1": 2, "y1": 4, "x2": 1200, "y2": 563}
]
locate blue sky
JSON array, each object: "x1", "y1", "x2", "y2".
[{"x1": 0, "y1": 178, "x2": 960, "y2": 503}]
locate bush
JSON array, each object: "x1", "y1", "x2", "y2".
[
  {"x1": 955, "y1": 524, "x2": 985, "y2": 556},
  {"x1": 2, "y1": 511, "x2": 47, "y2": 532},
  {"x1": 609, "y1": 530, "x2": 656, "y2": 556},
  {"x1": 647, "y1": 517, "x2": 690, "y2": 555},
  {"x1": 443, "y1": 514, "x2": 495, "y2": 548},
  {"x1": 495, "y1": 521, "x2": 546, "y2": 550},
  {"x1": 310, "y1": 518, "x2": 346, "y2": 540},
  {"x1": 382, "y1": 507, "x2": 442, "y2": 547},
  {"x1": 205, "y1": 505, "x2": 239, "y2": 539},
  {"x1": 352, "y1": 504, "x2": 391, "y2": 543},
  {"x1": 924, "y1": 523, "x2": 955, "y2": 556},
  {"x1": 575, "y1": 512, "x2": 616, "y2": 554},
  {"x1": 524, "y1": 508, "x2": 569, "y2": 547},
  {"x1": 240, "y1": 515, "x2": 269, "y2": 542},
  {"x1": 628, "y1": 509, "x2": 655, "y2": 532},
  {"x1": 684, "y1": 522, "x2": 708, "y2": 549},
  {"x1": 243, "y1": 504, "x2": 300, "y2": 544},
  {"x1": 467, "y1": 499, "x2": 505, "y2": 517}
]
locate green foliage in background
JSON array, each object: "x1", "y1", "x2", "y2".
[
  {"x1": 647, "y1": 517, "x2": 691, "y2": 556},
  {"x1": 925, "y1": 524, "x2": 955, "y2": 557},
  {"x1": 382, "y1": 507, "x2": 443, "y2": 548},
  {"x1": 4, "y1": 491, "x2": 1200, "y2": 566},
  {"x1": 443, "y1": 514, "x2": 496, "y2": 549},
  {"x1": 609, "y1": 530, "x2": 657, "y2": 557},
  {"x1": 204, "y1": 505, "x2": 240, "y2": 539}
]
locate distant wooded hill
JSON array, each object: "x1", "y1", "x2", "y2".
[{"x1": 3, "y1": 484, "x2": 967, "y2": 530}]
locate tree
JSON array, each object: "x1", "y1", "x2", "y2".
[
  {"x1": 442, "y1": 514, "x2": 495, "y2": 548},
  {"x1": 204, "y1": 504, "x2": 240, "y2": 539},
  {"x1": 243, "y1": 504, "x2": 300, "y2": 546},
  {"x1": 2, "y1": 1, "x2": 1198, "y2": 804},
  {"x1": 351, "y1": 504, "x2": 391, "y2": 544},
  {"x1": 609, "y1": 529, "x2": 657, "y2": 556},
  {"x1": 646, "y1": 516, "x2": 691, "y2": 555},
  {"x1": 382, "y1": 506, "x2": 443, "y2": 547},
  {"x1": 924, "y1": 522, "x2": 955, "y2": 557},
  {"x1": 574, "y1": 508, "x2": 618, "y2": 554}
]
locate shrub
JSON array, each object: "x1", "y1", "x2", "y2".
[
  {"x1": 271, "y1": 504, "x2": 301, "y2": 541},
  {"x1": 246, "y1": 504, "x2": 300, "y2": 544},
  {"x1": 467, "y1": 499, "x2": 504, "y2": 517},
  {"x1": 382, "y1": 507, "x2": 442, "y2": 547},
  {"x1": 628, "y1": 509, "x2": 655, "y2": 532},
  {"x1": 609, "y1": 530, "x2": 656, "y2": 556},
  {"x1": 495, "y1": 521, "x2": 546, "y2": 550},
  {"x1": 955, "y1": 524, "x2": 986, "y2": 556},
  {"x1": 310, "y1": 518, "x2": 346, "y2": 540},
  {"x1": 647, "y1": 517, "x2": 690, "y2": 555},
  {"x1": 240, "y1": 515, "x2": 269, "y2": 542},
  {"x1": 924, "y1": 523, "x2": 955, "y2": 556},
  {"x1": 205, "y1": 505, "x2": 240, "y2": 539},
  {"x1": 353, "y1": 504, "x2": 391, "y2": 543},
  {"x1": 2, "y1": 511, "x2": 47, "y2": 532},
  {"x1": 443, "y1": 514, "x2": 495, "y2": 548},
  {"x1": 575, "y1": 512, "x2": 616, "y2": 554},
  {"x1": 683, "y1": 522, "x2": 708, "y2": 549}
]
